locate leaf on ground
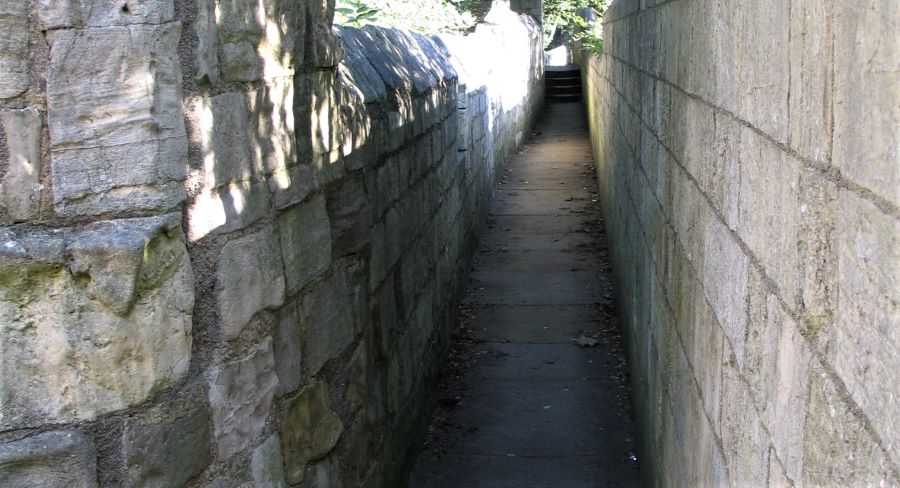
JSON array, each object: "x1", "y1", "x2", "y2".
[{"x1": 574, "y1": 335, "x2": 599, "y2": 347}]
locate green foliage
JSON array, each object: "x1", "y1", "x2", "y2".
[
  {"x1": 334, "y1": 0, "x2": 476, "y2": 34},
  {"x1": 543, "y1": 0, "x2": 608, "y2": 51}
]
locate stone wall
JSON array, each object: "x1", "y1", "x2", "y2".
[
  {"x1": 583, "y1": 0, "x2": 899, "y2": 486},
  {"x1": 0, "y1": 0, "x2": 542, "y2": 486}
]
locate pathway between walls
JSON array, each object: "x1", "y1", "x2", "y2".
[{"x1": 409, "y1": 102, "x2": 642, "y2": 487}]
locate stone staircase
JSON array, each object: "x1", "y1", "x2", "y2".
[{"x1": 545, "y1": 66, "x2": 583, "y2": 103}]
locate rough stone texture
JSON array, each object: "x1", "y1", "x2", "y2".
[
  {"x1": 216, "y1": 227, "x2": 286, "y2": 340},
  {"x1": 280, "y1": 380, "x2": 344, "y2": 485},
  {"x1": 0, "y1": 0, "x2": 543, "y2": 485},
  {"x1": 0, "y1": 214, "x2": 194, "y2": 427},
  {"x1": 207, "y1": 338, "x2": 279, "y2": 460},
  {"x1": 277, "y1": 194, "x2": 332, "y2": 296},
  {"x1": 124, "y1": 409, "x2": 212, "y2": 488},
  {"x1": 0, "y1": 109, "x2": 43, "y2": 221},
  {"x1": 251, "y1": 434, "x2": 288, "y2": 488},
  {"x1": 0, "y1": 0, "x2": 29, "y2": 99},
  {"x1": 583, "y1": 0, "x2": 900, "y2": 484},
  {"x1": 0, "y1": 431, "x2": 98, "y2": 488},
  {"x1": 47, "y1": 23, "x2": 189, "y2": 216}
]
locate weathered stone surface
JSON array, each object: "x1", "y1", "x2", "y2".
[
  {"x1": 300, "y1": 269, "x2": 355, "y2": 376},
  {"x1": 195, "y1": 0, "x2": 220, "y2": 82},
  {"x1": 0, "y1": 214, "x2": 193, "y2": 427},
  {"x1": 281, "y1": 380, "x2": 344, "y2": 485},
  {"x1": 833, "y1": 0, "x2": 900, "y2": 207},
  {"x1": 196, "y1": 91, "x2": 254, "y2": 186},
  {"x1": 124, "y1": 409, "x2": 212, "y2": 488},
  {"x1": 274, "y1": 300, "x2": 302, "y2": 395},
  {"x1": 216, "y1": 227, "x2": 285, "y2": 340},
  {"x1": 208, "y1": 337, "x2": 278, "y2": 460},
  {"x1": 0, "y1": 109, "x2": 43, "y2": 221},
  {"x1": 277, "y1": 194, "x2": 332, "y2": 296},
  {"x1": 269, "y1": 163, "x2": 318, "y2": 211},
  {"x1": 832, "y1": 190, "x2": 900, "y2": 466},
  {"x1": 0, "y1": 1, "x2": 29, "y2": 99},
  {"x1": 38, "y1": 0, "x2": 175, "y2": 28},
  {"x1": 215, "y1": 0, "x2": 303, "y2": 82},
  {"x1": 346, "y1": 341, "x2": 367, "y2": 414},
  {"x1": 788, "y1": 0, "x2": 832, "y2": 163},
  {"x1": 251, "y1": 434, "x2": 288, "y2": 488},
  {"x1": 252, "y1": 79, "x2": 297, "y2": 176},
  {"x1": 0, "y1": 431, "x2": 98, "y2": 488},
  {"x1": 188, "y1": 180, "x2": 271, "y2": 241},
  {"x1": 47, "y1": 23, "x2": 188, "y2": 216}
]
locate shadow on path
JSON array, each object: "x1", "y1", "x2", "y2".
[{"x1": 409, "y1": 102, "x2": 642, "y2": 487}]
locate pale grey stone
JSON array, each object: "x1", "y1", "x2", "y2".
[
  {"x1": 0, "y1": 109, "x2": 43, "y2": 221},
  {"x1": 47, "y1": 23, "x2": 188, "y2": 215},
  {"x1": 832, "y1": 190, "x2": 900, "y2": 468},
  {"x1": 250, "y1": 78, "x2": 297, "y2": 176},
  {"x1": 195, "y1": 0, "x2": 220, "y2": 83},
  {"x1": 251, "y1": 434, "x2": 287, "y2": 488},
  {"x1": 0, "y1": 215, "x2": 194, "y2": 427},
  {"x1": 274, "y1": 300, "x2": 302, "y2": 395},
  {"x1": 280, "y1": 380, "x2": 343, "y2": 485},
  {"x1": 208, "y1": 338, "x2": 278, "y2": 460},
  {"x1": 124, "y1": 409, "x2": 212, "y2": 488},
  {"x1": 196, "y1": 91, "x2": 254, "y2": 186},
  {"x1": 833, "y1": 1, "x2": 900, "y2": 207},
  {"x1": 216, "y1": 226, "x2": 286, "y2": 340},
  {"x1": 300, "y1": 269, "x2": 354, "y2": 376},
  {"x1": 0, "y1": 0, "x2": 30, "y2": 99},
  {"x1": 187, "y1": 180, "x2": 270, "y2": 242},
  {"x1": 276, "y1": 194, "x2": 332, "y2": 296},
  {"x1": 789, "y1": 0, "x2": 832, "y2": 163},
  {"x1": 215, "y1": 0, "x2": 303, "y2": 82},
  {"x1": 0, "y1": 431, "x2": 98, "y2": 488},
  {"x1": 38, "y1": 0, "x2": 174, "y2": 28},
  {"x1": 346, "y1": 341, "x2": 367, "y2": 414},
  {"x1": 269, "y1": 163, "x2": 318, "y2": 211}
]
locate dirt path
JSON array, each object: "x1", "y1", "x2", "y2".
[{"x1": 409, "y1": 102, "x2": 642, "y2": 487}]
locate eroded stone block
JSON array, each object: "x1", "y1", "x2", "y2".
[
  {"x1": 280, "y1": 380, "x2": 343, "y2": 485},
  {"x1": 0, "y1": 431, "x2": 98, "y2": 488},
  {"x1": 301, "y1": 269, "x2": 354, "y2": 376},
  {"x1": 124, "y1": 409, "x2": 212, "y2": 488},
  {"x1": 0, "y1": 0, "x2": 30, "y2": 99},
  {"x1": 274, "y1": 300, "x2": 302, "y2": 395},
  {"x1": 47, "y1": 23, "x2": 188, "y2": 216},
  {"x1": 0, "y1": 214, "x2": 194, "y2": 427},
  {"x1": 277, "y1": 194, "x2": 332, "y2": 296},
  {"x1": 215, "y1": 0, "x2": 303, "y2": 82},
  {"x1": 0, "y1": 109, "x2": 43, "y2": 221},
  {"x1": 208, "y1": 337, "x2": 278, "y2": 460},
  {"x1": 833, "y1": 1, "x2": 900, "y2": 207},
  {"x1": 251, "y1": 434, "x2": 287, "y2": 488},
  {"x1": 216, "y1": 226, "x2": 286, "y2": 340},
  {"x1": 38, "y1": 0, "x2": 174, "y2": 29}
]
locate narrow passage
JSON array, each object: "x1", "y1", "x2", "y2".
[{"x1": 410, "y1": 102, "x2": 642, "y2": 487}]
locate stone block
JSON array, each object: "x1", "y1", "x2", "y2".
[
  {"x1": 274, "y1": 300, "x2": 302, "y2": 395},
  {"x1": 736, "y1": 125, "x2": 802, "y2": 304},
  {"x1": 0, "y1": 431, "x2": 98, "y2": 488},
  {"x1": 216, "y1": 226, "x2": 286, "y2": 340},
  {"x1": 124, "y1": 409, "x2": 212, "y2": 488},
  {"x1": 802, "y1": 367, "x2": 898, "y2": 486},
  {"x1": 251, "y1": 79, "x2": 297, "y2": 176},
  {"x1": 0, "y1": 0, "x2": 29, "y2": 99},
  {"x1": 346, "y1": 341, "x2": 367, "y2": 415},
  {"x1": 187, "y1": 180, "x2": 271, "y2": 241},
  {"x1": 277, "y1": 194, "x2": 332, "y2": 296},
  {"x1": 280, "y1": 380, "x2": 343, "y2": 485},
  {"x1": 0, "y1": 214, "x2": 193, "y2": 427},
  {"x1": 833, "y1": 0, "x2": 900, "y2": 207},
  {"x1": 251, "y1": 434, "x2": 288, "y2": 488},
  {"x1": 701, "y1": 210, "x2": 749, "y2": 367},
  {"x1": 215, "y1": 0, "x2": 303, "y2": 82},
  {"x1": 195, "y1": 0, "x2": 220, "y2": 83},
  {"x1": 195, "y1": 91, "x2": 255, "y2": 186},
  {"x1": 789, "y1": 0, "x2": 832, "y2": 163},
  {"x1": 295, "y1": 71, "x2": 343, "y2": 169},
  {"x1": 38, "y1": 0, "x2": 174, "y2": 28},
  {"x1": 47, "y1": 23, "x2": 188, "y2": 216},
  {"x1": 831, "y1": 190, "x2": 900, "y2": 466},
  {"x1": 300, "y1": 269, "x2": 354, "y2": 376},
  {"x1": 269, "y1": 163, "x2": 318, "y2": 210},
  {"x1": 0, "y1": 109, "x2": 43, "y2": 221},
  {"x1": 207, "y1": 337, "x2": 278, "y2": 460},
  {"x1": 326, "y1": 173, "x2": 371, "y2": 257}
]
